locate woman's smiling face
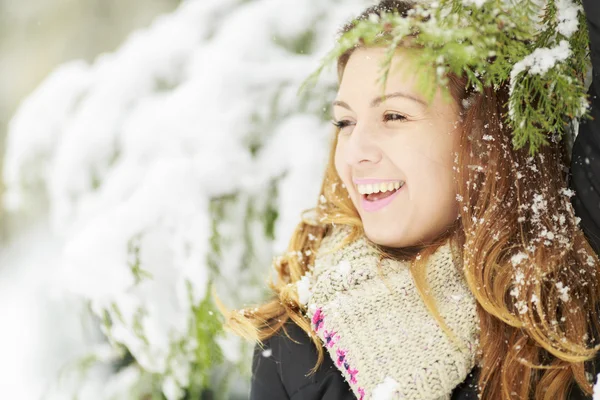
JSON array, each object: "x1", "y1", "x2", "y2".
[{"x1": 333, "y1": 47, "x2": 464, "y2": 248}]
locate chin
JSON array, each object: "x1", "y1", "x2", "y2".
[{"x1": 362, "y1": 224, "x2": 407, "y2": 248}]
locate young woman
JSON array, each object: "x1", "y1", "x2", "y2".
[{"x1": 222, "y1": 0, "x2": 600, "y2": 398}]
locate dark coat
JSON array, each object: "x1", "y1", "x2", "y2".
[{"x1": 250, "y1": 0, "x2": 600, "y2": 398}]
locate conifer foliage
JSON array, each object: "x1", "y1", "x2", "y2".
[{"x1": 302, "y1": 0, "x2": 591, "y2": 155}]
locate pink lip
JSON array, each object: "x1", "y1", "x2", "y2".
[
  {"x1": 360, "y1": 184, "x2": 404, "y2": 212},
  {"x1": 353, "y1": 178, "x2": 403, "y2": 185}
]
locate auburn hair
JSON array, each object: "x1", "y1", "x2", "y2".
[{"x1": 217, "y1": 1, "x2": 600, "y2": 398}]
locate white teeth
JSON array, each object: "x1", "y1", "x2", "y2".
[{"x1": 356, "y1": 181, "x2": 404, "y2": 195}]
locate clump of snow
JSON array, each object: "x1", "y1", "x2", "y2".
[
  {"x1": 556, "y1": 282, "x2": 570, "y2": 302},
  {"x1": 372, "y1": 377, "x2": 400, "y2": 400},
  {"x1": 462, "y1": 0, "x2": 488, "y2": 8},
  {"x1": 338, "y1": 259, "x2": 351, "y2": 275},
  {"x1": 555, "y1": 0, "x2": 581, "y2": 38},
  {"x1": 510, "y1": 286, "x2": 520, "y2": 298},
  {"x1": 515, "y1": 300, "x2": 529, "y2": 315},
  {"x1": 514, "y1": 269, "x2": 526, "y2": 285},
  {"x1": 509, "y1": 40, "x2": 571, "y2": 118},
  {"x1": 297, "y1": 274, "x2": 313, "y2": 306},
  {"x1": 531, "y1": 193, "x2": 548, "y2": 214},
  {"x1": 511, "y1": 40, "x2": 571, "y2": 79},
  {"x1": 587, "y1": 255, "x2": 596, "y2": 267},
  {"x1": 561, "y1": 188, "x2": 576, "y2": 198},
  {"x1": 511, "y1": 252, "x2": 528, "y2": 267}
]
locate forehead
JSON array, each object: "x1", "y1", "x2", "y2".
[
  {"x1": 337, "y1": 46, "x2": 457, "y2": 113},
  {"x1": 339, "y1": 47, "x2": 422, "y2": 95}
]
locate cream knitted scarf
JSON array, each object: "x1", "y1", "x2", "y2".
[{"x1": 302, "y1": 225, "x2": 480, "y2": 400}]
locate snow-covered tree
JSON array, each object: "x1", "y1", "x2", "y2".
[{"x1": 1, "y1": 0, "x2": 369, "y2": 398}]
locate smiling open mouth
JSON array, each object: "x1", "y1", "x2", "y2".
[
  {"x1": 356, "y1": 181, "x2": 405, "y2": 212},
  {"x1": 364, "y1": 188, "x2": 400, "y2": 202}
]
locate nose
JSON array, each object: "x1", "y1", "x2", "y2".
[{"x1": 342, "y1": 121, "x2": 382, "y2": 167}]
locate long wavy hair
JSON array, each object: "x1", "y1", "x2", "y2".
[{"x1": 217, "y1": 1, "x2": 600, "y2": 398}]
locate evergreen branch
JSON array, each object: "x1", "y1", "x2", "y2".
[{"x1": 300, "y1": 0, "x2": 591, "y2": 155}]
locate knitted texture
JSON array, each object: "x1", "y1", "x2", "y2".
[{"x1": 304, "y1": 225, "x2": 480, "y2": 400}]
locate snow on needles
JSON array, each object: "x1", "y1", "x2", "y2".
[
  {"x1": 555, "y1": 0, "x2": 582, "y2": 38},
  {"x1": 510, "y1": 40, "x2": 572, "y2": 83},
  {"x1": 508, "y1": 40, "x2": 572, "y2": 119}
]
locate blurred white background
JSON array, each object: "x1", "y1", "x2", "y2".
[{"x1": 0, "y1": 0, "x2": 370, "y2": 399}]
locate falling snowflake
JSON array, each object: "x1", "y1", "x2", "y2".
[{"x1": 261, "y1": 348, "x2": 272, "y2": 357}]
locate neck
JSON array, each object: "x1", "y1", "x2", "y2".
[{"x1": 372, "y1": 220, "x2": 461, "y2": 263}]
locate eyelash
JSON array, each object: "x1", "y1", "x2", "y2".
[{"x1": 331, "y1": 113, "x2": 407, "y2": 130}]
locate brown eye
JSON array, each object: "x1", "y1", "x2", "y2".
[
  {"x1": 331, "y1": 119, "x2": 355, "y2": 131},
  {"x1": 384, "y1": 113, "x2": 407, "y2": 122}
]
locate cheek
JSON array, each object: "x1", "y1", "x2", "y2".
[
  {"x1": 334, "y1": 142, "x2": 344, "y2": 179},
  {"x1": 334, "y1": 142, "x2": 352, "y2": 188},
  {"x1": 427, "y1": 137, "x2": 460, "y2": 217},
  {"x1": 407, "y1": 133, "x2": 459, "y2": 210}
]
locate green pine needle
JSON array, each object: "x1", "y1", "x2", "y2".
[{"x1": 299, "y1": 0, "x2": 592, "y2": 155}]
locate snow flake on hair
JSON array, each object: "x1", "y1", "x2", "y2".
[
  {"x1": 556, "y1": 282, "x2": 570, "y2": 302},
  {"x1": 461, "y1": 92, "x2": 477, "y2": 110},
  {"x1": 296, "y1": 274, "x2": 312, "y2": 306},
  {"x1": 511, "y1": 252, "x2": 528, "y2": 267}
]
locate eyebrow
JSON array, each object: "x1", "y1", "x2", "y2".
[{"x1": 331, "y1": 91, "x2": 427, "y2": 112}]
